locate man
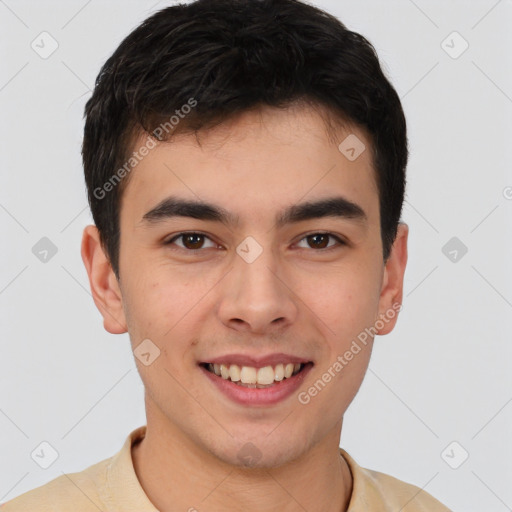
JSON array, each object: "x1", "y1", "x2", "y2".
[{"x1": 1, "y1": 0, "x2": 451, "y2": 510}]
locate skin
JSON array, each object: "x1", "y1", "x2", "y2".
[{"x1": 81, "y1": 103, "x2": 408, "y2": 512}]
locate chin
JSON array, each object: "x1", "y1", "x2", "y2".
[{"x1": 207, "y1": 436, "x2": 305, "y2": 470}]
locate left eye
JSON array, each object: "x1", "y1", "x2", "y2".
[{"x1": 296, "y1": 233, "x2": 344, "y2": 250}]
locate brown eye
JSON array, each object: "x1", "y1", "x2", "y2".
[
  {"x1": 307, "y1": 234, "x2": 329, "y2": 249},
  {"x1": 181, "y1": 234, "x2": 204, "y2": 249},
  {"x1": 296, "y1": 233, "x2": 345, "y2": 251},
  {"x1": 166, "y1": 232, "x2": 217, "y2": 251}
]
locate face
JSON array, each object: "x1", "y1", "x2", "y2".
[{"x1": 82, "y1": 104, "x2": 408, "y2": 469}]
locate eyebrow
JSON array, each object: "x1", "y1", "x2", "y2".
[{"x1": 140, "y1": 195, "x2": 367, "y2": 228}]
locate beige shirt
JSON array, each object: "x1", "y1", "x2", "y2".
[{"x1": 1, "y1": 425, "x2": 451, "y2": 511}]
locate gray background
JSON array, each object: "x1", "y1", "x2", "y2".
[{"x1": 1, "y1": 0, "x2": 511, "y2": 510}]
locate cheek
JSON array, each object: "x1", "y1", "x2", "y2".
[
  {"x1": 121, "y1": 274, "x2": 172, "y2": 341},
  {"x1": 308, "y1": 265, "x2": 381, "y2": 336},
  {"x1": 122, "y1": 269, "x2": 212, "y2": 348}
]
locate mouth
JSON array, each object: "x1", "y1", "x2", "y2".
[{"x1": 199, "y1": 361, "x2": 313, "y2": 389}]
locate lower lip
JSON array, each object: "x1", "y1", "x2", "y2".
[{"x1": 199, "y1": 363, "x2": 314, "y2": 406}]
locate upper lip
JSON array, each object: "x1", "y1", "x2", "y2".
[{"x1": 201, "y1": 353, "x2": 313, "y2": 368}]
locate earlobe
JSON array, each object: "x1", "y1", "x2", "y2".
[
  {"x1": 81, "y1": 225, "x2": 128, "y2": 334},
  {"x1": 376, "y1": 222, "x2": 409, "y2": 335}
]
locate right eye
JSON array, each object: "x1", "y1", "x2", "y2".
[{"x1": 164, "y1": 232, "x2": 219, "y2": 252}]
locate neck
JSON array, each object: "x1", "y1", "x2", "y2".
[{"x1": 132, "y1": 413, "x2": 353, "y2": 512}]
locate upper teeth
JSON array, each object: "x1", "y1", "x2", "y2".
[{"x1": 208, "y1": 363, "x2": 303, "y2": 385}]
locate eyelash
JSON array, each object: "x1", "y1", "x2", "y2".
[{"x1": 164, "y1": 231, "x2": 347, "y2": 253}]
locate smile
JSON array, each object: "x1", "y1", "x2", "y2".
[
  {"x1": 199, "y1": 361, "x2": 314, "y2": 406},
  {"x1": 202, "y1": 362, "x2": 306, "y2": 388}
]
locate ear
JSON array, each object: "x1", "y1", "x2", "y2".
[
  {"x1": 81, "y1": 224, "x2": 128, "y2": 334},
  {"x1": 376, "y1": 222, "x2": 408, "y2": 335}
]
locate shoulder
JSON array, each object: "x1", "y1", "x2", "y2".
[
  {"x1": 341, "y1": 449, "x2": 452, "y2": 512},
  {"x1": 0, "y1": 456, "x2": 113, "y2": 512}
]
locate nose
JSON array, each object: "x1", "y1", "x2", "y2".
[{"x1": 217, "y1": 242, "x2": 298, "y2": 335}]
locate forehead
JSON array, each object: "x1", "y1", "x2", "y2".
[{"x1": 120, "y1": 105, "x2": 379, "y2": 227}]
